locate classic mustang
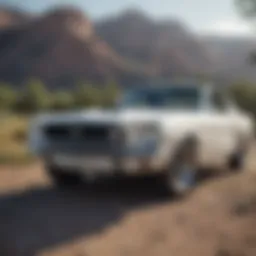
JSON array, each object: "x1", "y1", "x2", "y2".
[{"x1": 28, "y1": 83, "x2": 254, "y2": 196}]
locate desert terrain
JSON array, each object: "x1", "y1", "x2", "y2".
[{"x1": 0, "y1": 149, "x2": 255, "y2": 256}]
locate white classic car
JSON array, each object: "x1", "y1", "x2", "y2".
[{"x1": 29, "y1": 83, "x2": 254, "y2": 196}]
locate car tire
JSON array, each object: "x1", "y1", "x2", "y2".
[
  {"x1": 165, "y1": 138, "x2": 199, "y2": 197},
  {"x1": 47, "y1": 166, "x2": 81, "y2": 186},
  {"x1": 228, "y1": 151, "x2": 245, "y2": 172}
]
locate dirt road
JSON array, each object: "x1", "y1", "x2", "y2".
[{"x1": 0, "y1": 160, "x2": 256, "y2": 256}]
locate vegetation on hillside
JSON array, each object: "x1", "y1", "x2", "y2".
[
  {"x1": 0, "y1": 79, "x2": 255, "y2": 116},
  {"x1": 0, "y1": 79, "x2": 120, "y2": 113}
]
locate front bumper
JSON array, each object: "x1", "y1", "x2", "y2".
[{"x1": 45, "y1": 154, "x2": 167, "y2": 177}]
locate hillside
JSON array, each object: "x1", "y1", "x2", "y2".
[
  {"x1": 0, "y1": 6, "x2": 255, "y2": 88},
  {"x1": 0, "y1": 7, "x2": 151, "y2": 89},
  {"x1": 202, "y1": 36, "x2": 256, "y2": 83},
  {"x1": 95, "y1": 9, "x2": 214, "y2": 78},
  {"x1": 0, "y1": 7, "x2": 216, "y2": 88},
  {"x1": 0, "y1": 7, "x2": 31, "y2": 28}
]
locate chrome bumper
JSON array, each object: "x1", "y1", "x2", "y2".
[{"x1": 46, "y1": 154, "x2": 166, "y2": 177}]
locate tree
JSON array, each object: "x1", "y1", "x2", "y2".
[
  {"x1": 235, "y1": 0, "x2": 256, "y2": 19},
  {"x1": 0, "y1": 83, "x2": 17, "y2": 111},
  {"x1": 73, "y1": 83, "x2": 103, "y2": 108},
  {"x1": 235, "y1": 0, "x2": 256, "y2": 65},
  {"x1": 101, "y1": 80, "x2": 120, "y2": 107},
  {"x1": 229, "y1": 81, "x2": 256, "y2": 117},
  {"x1": 51, "y1": 91, "x2": 75, "y2": 111},
  {"x1": 16, "y1": 79, "x2": 50, "y2": 113}
]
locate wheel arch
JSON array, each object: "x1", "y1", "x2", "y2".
[{"x1": 165, "y1": 132, "x2": 200, "y2": 167}]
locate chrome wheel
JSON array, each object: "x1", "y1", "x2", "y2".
[
  {"x1": 166, "y1": 138, "x2": 199, "y2": 197},
  {"x1": 167, "y1": 161, "x2": 197, "y2": 196}
]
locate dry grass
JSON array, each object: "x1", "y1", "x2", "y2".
[{"x1": 0, "y1": 114, "x2": 34, "y2": 164}]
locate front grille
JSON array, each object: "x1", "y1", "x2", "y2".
[
  {"x1": 42, "y1": 123, "x2": 122, "y2": 155},
  {"x1": 81, "y1": 125, "x2": 111, "y2": 141},
  {"x1": 44, "y1": 125, "x2": 71, "y2": 140},
  {"x1": 43, "y1": 124, "x2": 112, "y2": 141}
]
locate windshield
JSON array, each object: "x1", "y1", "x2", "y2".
[{"x1": 119, "y1": 87, "x2": 200, "y2": 110}]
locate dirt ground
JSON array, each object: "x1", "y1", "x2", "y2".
[{"x1": 0, "y1": 153, "x2": 256, "y2": 256}]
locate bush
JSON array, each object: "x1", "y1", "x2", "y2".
[
  {"x1": 12, "y1": 125, "x2": 28, "y2": 143},
  {"x1": 101, "y1": 81, "x2": 120, "y2": 107},
  {"x1": 0, "y1": 79, "x2": 120, "y2": 113},
  {"x1": 0, "y1": 83, "x2": 17, "y2": 111},
  {"x1": 74, "y1": 83, "x2": 103, "y2": 108},
  {"x1": 15, "y1": 79, "x2": 50, "y2": 113},
  {"x1": 73, "y1": 81, "x2": 120, "y2": 108},
  {"x1": 0, "y1": 115, "x2": 33, "y2": 165},
  {"x1": 229, "y1": 81, "x2": 256, "y2": 117},
  {"x1": 50, "y1": 91, "x2": 75, "y2": 111}
]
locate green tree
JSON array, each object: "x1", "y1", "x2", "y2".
[
  {"x1": 74, "y1": 83, "x2": 102, "y2": 108},
  {"x1": 235, "y1": 0, "x2": 256, "y2": 18},
  {"x1": 101, "y1": 81, "x2": 120, "y2": 107},
  {"x1": 16, "y1": 79, "x2": 50, "y2": 113},
  {"x1": 229, "y1": 81, "x2": 256, "y2": 117},
  {"x1": 51, "y1": 91, "x2": 75, "y2": 111},
  {"x1": 235, "y1": 0, "x2": 256, "y2": 64},
  {"x1": 0, "y1": 83, "x2": 17, "y2": 111}
]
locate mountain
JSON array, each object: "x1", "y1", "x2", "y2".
[
  {"x1": 0, "y1": 7, "x2": 31, "y2": 28},
  {"x1": 0, "y1": 6, "x2": 226, "y2": 88},
  {"x1": 95, "y1": 9, "x2": 214, "y2": 78},
  {"x1": 0, "y1": 7, "x2": 151, "y2": 88},
  {"x1": 202, "y1": 36, "x2": 256, "y2": 83}
]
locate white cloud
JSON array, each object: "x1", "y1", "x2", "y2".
[{"x1": 200, "y1": 18, "x2": 255, "y2": 36}]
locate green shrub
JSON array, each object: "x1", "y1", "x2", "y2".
[
  {"x1": 51, "y1": 91, "x2": 75, "y2": 110},
  {"x1": 229, "y1": 81, "x2": 256, "y2": 117},
  {"x1": 101, "y1": 81, "x2": 120, "y2": 107},
  {"x1": 0, "y1": 115, "x2": 33, "y2": 165},
  {"x1": 0, "y1": 83, "x2": 17, "y2": 110},
  {"x1": 74, "y1": 83, "x2": 103, "y2": 108},
  {"x1": 15, "y1": 79, "x2": 50, "y2": 113}
]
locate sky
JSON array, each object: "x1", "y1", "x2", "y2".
[{"x1": 1, "y1": 0, "x2": 255, "y2": 36}]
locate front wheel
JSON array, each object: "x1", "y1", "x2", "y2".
[
  {"x1": 165, "y1": 161, "x2": 198, "y2": 197},
  {"x1": 165, "y1": 140, "x2": 199, "y2": 197}
]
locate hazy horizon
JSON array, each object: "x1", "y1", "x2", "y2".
[{"x1": 0, "y1": 0, "x2": 255, "y2": 37}]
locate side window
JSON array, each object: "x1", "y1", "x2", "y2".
[{"x1": 211, "y1": 90, "x2": 228, "y2": 112}]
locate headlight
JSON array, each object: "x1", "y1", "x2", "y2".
[{"x1": 127, "y1": 123, "x2": 161, "y2": 155}]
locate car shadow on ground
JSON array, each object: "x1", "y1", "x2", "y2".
[{"x1": 0, "y1": 175, "x2": 171, "y2": 256}]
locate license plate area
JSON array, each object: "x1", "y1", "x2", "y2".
[{"x1": 53, "y1": 154, "x2": 113, "y2": 172}]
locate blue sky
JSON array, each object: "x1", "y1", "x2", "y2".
[{"x1": 1, "y1": 0, "x2": 254, "y2": 35}]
